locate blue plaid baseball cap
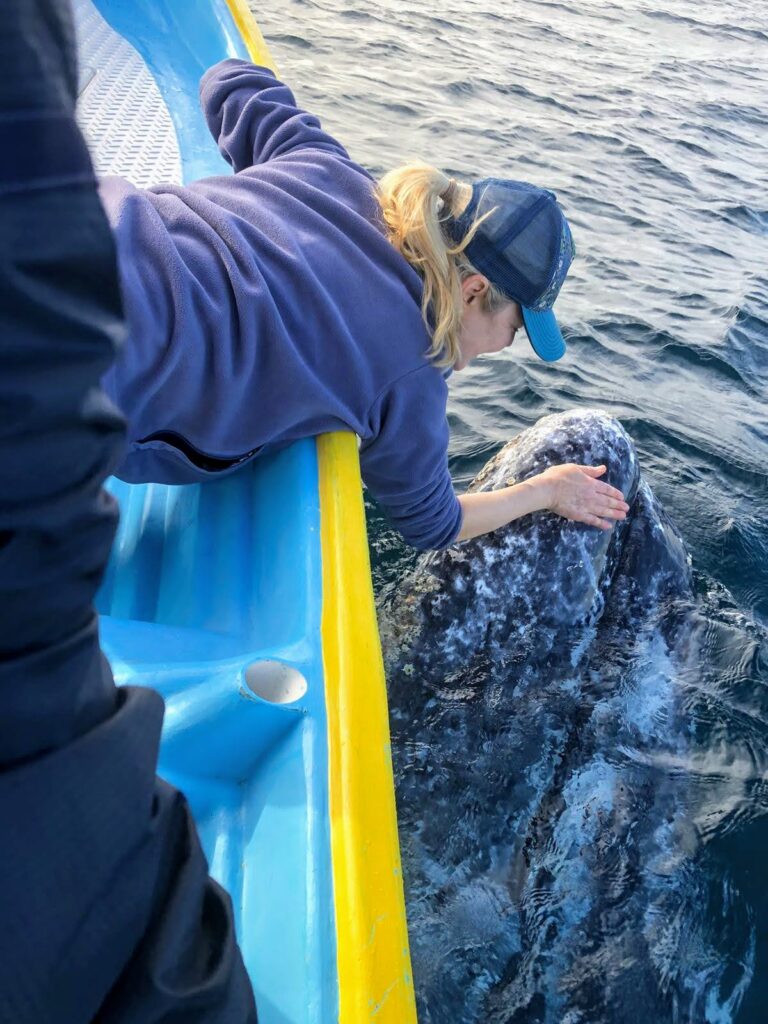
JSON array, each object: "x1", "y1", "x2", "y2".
[{"x1": 444, "y1": 178, "x2": 575, "y2": 361}]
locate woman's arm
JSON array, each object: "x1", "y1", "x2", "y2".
[
  {"x1": 457, "y1": 463, "x2": 629, "y2": 542},
  {"x1": 200, "y1": 58, "x2": 350, "y2": 172},
  {"x1": 361, "y1": 367, "x2": 629, "y2": 550},
  {"x1": 360, "y1": 367, "x2": 462, "y2": 551}
]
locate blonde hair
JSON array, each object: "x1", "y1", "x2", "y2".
[{"x1": 377, "y1": 163, "x2": 508, "y2": 367}]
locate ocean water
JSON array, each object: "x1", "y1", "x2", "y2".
[{"x1": 250, "y1": 0, "x2": 768, "y2": 1018}]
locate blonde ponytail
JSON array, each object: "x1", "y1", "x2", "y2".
[{"x1": 376, "y1": 163, "x2": 506, "y2": 367}]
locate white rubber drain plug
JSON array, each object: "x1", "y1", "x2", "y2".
[{"x1": 244, "y1": 660, "x2": 308, "y2": 704}]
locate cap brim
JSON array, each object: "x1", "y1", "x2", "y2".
[{"x1": 521, "y1": 306, "x2": 566, "y2": 362}]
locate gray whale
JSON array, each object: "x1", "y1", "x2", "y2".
[{"x1": 379, "y1": 409, "x2": 755, "y2": 1024}]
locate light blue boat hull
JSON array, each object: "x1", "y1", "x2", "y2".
[{"x1": 77, "y1": 2, "x2": 338, "y2": 1018}]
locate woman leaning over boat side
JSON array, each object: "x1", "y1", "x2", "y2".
[{"x1": 99, "y1": 59, "x2": 629, "y2": 548}]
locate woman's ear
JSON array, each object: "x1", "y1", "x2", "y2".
[{"x1": 461, "y1": 274, "x2": 490, "y2": 306}]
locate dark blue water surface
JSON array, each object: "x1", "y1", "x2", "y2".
[{"x1": 252, "y1": 0, "x2": 767, "y2": 1018}]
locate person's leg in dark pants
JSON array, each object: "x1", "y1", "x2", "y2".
[{"x1": 0, "y1": 3, "x2": 256, "y2": 1021}]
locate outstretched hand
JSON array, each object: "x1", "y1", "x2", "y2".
[{"x1": 536, "y1": 463, "x2": 629, "y2": 530}]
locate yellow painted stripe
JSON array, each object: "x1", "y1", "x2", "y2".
[
  {"x1": 223, "y1": 0, "x2": 278, "y2": 71},
  {"x1": 318, "y1": 432, "x2": 417, "y2": 1023}
]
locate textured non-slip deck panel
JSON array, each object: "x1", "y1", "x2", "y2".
[{"x1": 72, "y1": 0, "x2": 182, "y2": 187}]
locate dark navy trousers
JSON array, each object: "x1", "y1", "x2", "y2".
[{"x1": 0, "y1": 2, "x2": 256, "y2": 1021}]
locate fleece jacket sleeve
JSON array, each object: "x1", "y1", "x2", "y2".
[
  {"x1": 360, "y1": 366, "x2": 463, "y2": 551},
  {"x1": 199, "y1": 58, "x2": 350, "y2": 172}
]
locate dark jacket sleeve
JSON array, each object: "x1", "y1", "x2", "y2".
[
  {"x1": 360, "y1": 366, "x2": 463, "y2": 551},
  {"x1": 0, "y1": 3, "x2": 255, "y2": 1022},
  {"x1": 199, "y1": 57, "x2": 349, "y2": 172}
]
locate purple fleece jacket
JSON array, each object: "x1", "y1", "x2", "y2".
[{"x1": 98, "y1": 58, "x2": 462, "y2": 550}]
